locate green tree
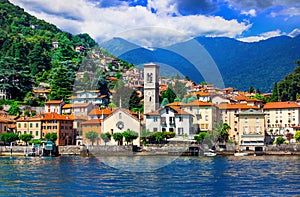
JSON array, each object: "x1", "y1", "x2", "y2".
[
  {"x1": 275, "y1": 136, "x2": 285, "y2": 145},
  {"x1": 194, "y1": 132, "x2": 207, "y2": 144},
  {"x1": 173, "y1": 80, "x2": 187, "y2": 99},
  {"x1": 161, "y1": 86, "x2": 176, "y2": 103},
  {"x1": 85, "y1": 131, "x2": 99, "y2": 146},
  {"x1": 271, "y1": 82, "x2": 279, "y2": 102},
  {"x1": 8, "y1": 102, "x2": 20, "y2": 115},
  {"x1": 0, "y1": 132, "x2": 19, "y2": 145},
  {"x1": 45, "y1": 133, "x2": 57, "y2": 144},
  {"x1": 160, "y1": 97, "x2": 169, "y2": 108},
  {"x1": 141, "y1": 129, "x2": 151, "y2": 145},
  {"x1": 249, "y1": 86, "x2": 255, "y2": 93},
  {"x1": 101, "y1": 132, "x2": 111, "y2": 146},
  {"x1": 295, "y1": 131, "x2": 300, "y2": 142},
  {"x1": 123, "y1": 130, "x2": 138, "y2": 145},
  {"x1": 20, "y1": 134, "x2": 33, "y2": 146},
  {"x1": 112, "y1": 132, "x2": 123, "y2": 146}
]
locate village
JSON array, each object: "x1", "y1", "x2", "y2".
[{"x1": 0, "y1": 62, "x2": 300, "y2": 156}]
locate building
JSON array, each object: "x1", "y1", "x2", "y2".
[
  {"x1": 263, "y1": 101, "x2": 300, "y2": 142},
  {"x1": 61, "y1": 103, "x2": 94, "y2": 117},
  {"x1": 41, "y1": 113, "x2": 74, "y2": 146},
  {"x1": 145, "y1": 106, "x2": 193, "y2": 136},
  {"x1": 81, "y1": 119, "x2": 102, "y2": 145},
  {"x1": 69, "y1": 90, "x2": 107, "y2": 106},
  {"x1": 16, "y1": 116, "x2": 42, "y2": 140},
  {"x1": 88, "y1": 108, "x2": 113, "y2": 120},
  {"x1": 103, "y1": 108, "x2": 141, "y2": 146},
  {"x1": 181, "y1": 100, "x2": 219, "y2": 133},
  {"x1": 143, "y1": 63, "x2": 160, "y2": 114},
  {"x1": 217, "y1": 103, "x2": 259, "y2": 142},
  {"x1": 44, "y1": 100, "x2": 65, "y2": 114},
  {"x1": 236, "y1": 109, "x2": 265, "y2": 151}
]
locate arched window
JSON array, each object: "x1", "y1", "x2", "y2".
[{"x1": 149, "y1": 96, "x2": 152, "y2": 102}]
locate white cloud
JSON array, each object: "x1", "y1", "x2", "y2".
[
  {"x1": 241, "y1": 9, "x2": 257, "y2": 17},
  {"x1": 271, "y1": 7, "x2": 300, "y2": 17},
  {"x1": 238, "y1": 29, "x2": 283, "y2": 42},
  {"x1": 9, "y1": 0, "x2": 251, "y2": 47}
]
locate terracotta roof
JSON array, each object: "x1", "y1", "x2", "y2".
[
  {"x1": 184, "y1": 100, "x2": 213, "y2": 106},
  {"x1": 169, "y1": 106, "x2": 193, "y2": 116},
  {"x1": 193, "y1": 91, "x2": 210, "y2": 96},
  {"x1": 68, "y1": 96, "x2": 77, "y2": 99},
  {"x1": 41, "y1": 113, "x2": 73, "y2": 121},
  {"x1": 247, "y1": 98, "x2": 263, "y2": 102},
  {"x1": 81, "y1": 119, "x2": 102, "y2": 125},
  {"x1": 62, "y1": 103, "x2": 91, "y2": 109},
  {"x1": 45, "y1": 100, "x2": 63, "y2": 104},
  {"x1": 166, "y1": 102, "x2": 182, "y2": 107},
  {"x1": 263, "y1": 102, "x2": 300, "y2": 109},
  {"x1": 89, "y1": 108, "x2": 113, "y2": 116},
  {"x1": 75, "y1": 90, "x2": 100, "y2": 94},
  {"x1": 234, "y1": 95, "x2": 248, "y2": 101},
  {"x1": 223, "y1": 87, "x2": 235, "y2": 91},
  {"x1": 33, "y1": 89, "x2": 50, "y2": 93},
  {"x1": 217, "y1": 103, "x2": 258, "y2": 110}
]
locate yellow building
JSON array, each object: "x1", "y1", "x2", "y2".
[
  {"x1": 217, "y1": 103, "x2": 259, "y2": 142},
  {"x1": 236, "y1": 109, "x2": 265, "y2": 151}
]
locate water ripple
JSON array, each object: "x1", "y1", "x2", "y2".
[{"x1": 0, "y1": 155, "x2": 299, "y2": 196}]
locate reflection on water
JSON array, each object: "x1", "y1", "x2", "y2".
[{"x1": 0, "y1": 155, "x2": 299, "y2": 196}]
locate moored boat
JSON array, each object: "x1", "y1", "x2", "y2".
[
  {"x1": 234, "y1": 152, "x2": 248, "y2": 156},
  {"x1": 204, "y1": 152, "x2": 217, "y2": 157}
]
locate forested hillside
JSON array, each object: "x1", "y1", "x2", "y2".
[
  {"x1": 0, "y1": 0, "x2": 97, "y2": 100},
  {"x1": 271, "y1": 60, "x2": 300, "y2": 101}
]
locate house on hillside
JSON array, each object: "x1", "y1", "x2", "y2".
[{"x1": 44, "y1": 100, "x2": 65, "y2": 114}]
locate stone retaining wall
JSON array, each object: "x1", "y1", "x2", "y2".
[{"x1": 265, "y1": 144, "x2": 300, "y2": 152}]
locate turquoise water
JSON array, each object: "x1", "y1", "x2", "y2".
[{"x1": 0, "y1": 155, "x2": 299, "y2": 196}]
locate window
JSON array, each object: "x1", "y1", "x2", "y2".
[
  {"x1": 36, "y1": 131, "x2": 39, "y2": 136},
  {"x1": 111, "y1": 129, "x2": 114, "y2": 134},
  {"x1": 24, "y1": 123, "x2": 27, "y2": 128},
  {"x1": 24, "y1": 131, "x2": 26, "y2": 134},
  {"x1": 179, "y1": 116, "x2": 183, "y2": 122},
  {"x1": 36, "y1": 123, "x2": 39, "y2": 128},
  {"x1": 205, "y1": 115, "x2": 208, "y2": 121},
  {"x1": 153, "y1": 128, "x2": 158, "y2": 132},
  {"x1": 18, "y1": 123, "x2": 21, "y2": 128},
  {"x1": 30, "y1": 123, "x2": 32, "y2": 128},
  {"x1": 178, "y1": 128, "x2": 184, "y2": 135},
  {"x1": 244, "y1": 126, "x2": 249, "y2": 134},
  {"x1": 256, "y1": 117, "x2": 259, "y2": 123},
  {"x1": 30, "y1": 131, "x2": 32, "y2": 135},
  {"x1": 166, "y1": 108, "x2": 169, "y2": 114},
  {"x1": 154, "y1": 117, "x2": 158, "y2": 122},
  {"x1": 53, "y1": 126, "x2": 57, "y2": 129},
  {"x1": 149, "y1": 96, "x2": 152, "y2": 102},
  {"x1": 244, "y1": 117, "x2": 248, "y2": 123},
  {"x1": 256, "y1": 126, "x2": 260, "y2": 133}
]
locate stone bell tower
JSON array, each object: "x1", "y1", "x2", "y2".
[{"x1": 144, "y1": 63, "x2": 159, "y2": 114}]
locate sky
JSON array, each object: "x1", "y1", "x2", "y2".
[{"x1": 9, "y1": 0, "x2": 300, "y2": 47}]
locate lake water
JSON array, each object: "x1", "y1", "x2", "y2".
[{"x1": 0, "y1": 155, "x2": 299, "y2": 196}]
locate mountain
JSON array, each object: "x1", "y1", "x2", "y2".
[
  {"x1": 0, "y1": 0, "x2": 97, "y2": 100},
  {"x1": 100, "y1": 36, "x2": 300, "y2": 92}
]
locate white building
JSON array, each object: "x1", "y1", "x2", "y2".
[
  {"x1": 263, "y1": 101, "x2": 300, "y2": 143},
  {"x1": 145, "y1": 106, "x2": 193, "y2": 136}
]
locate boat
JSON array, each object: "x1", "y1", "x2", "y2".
[
  {"x1": 204, "y1": 152, "x2": 217, "y2": 157},
  {"x1": 234, "y1": 152, "x2": 248, "y2": 156}
]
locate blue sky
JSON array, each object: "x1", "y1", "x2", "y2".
[{"x1": 10, "y1": 0, "x2": 300, "y2": 46}]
